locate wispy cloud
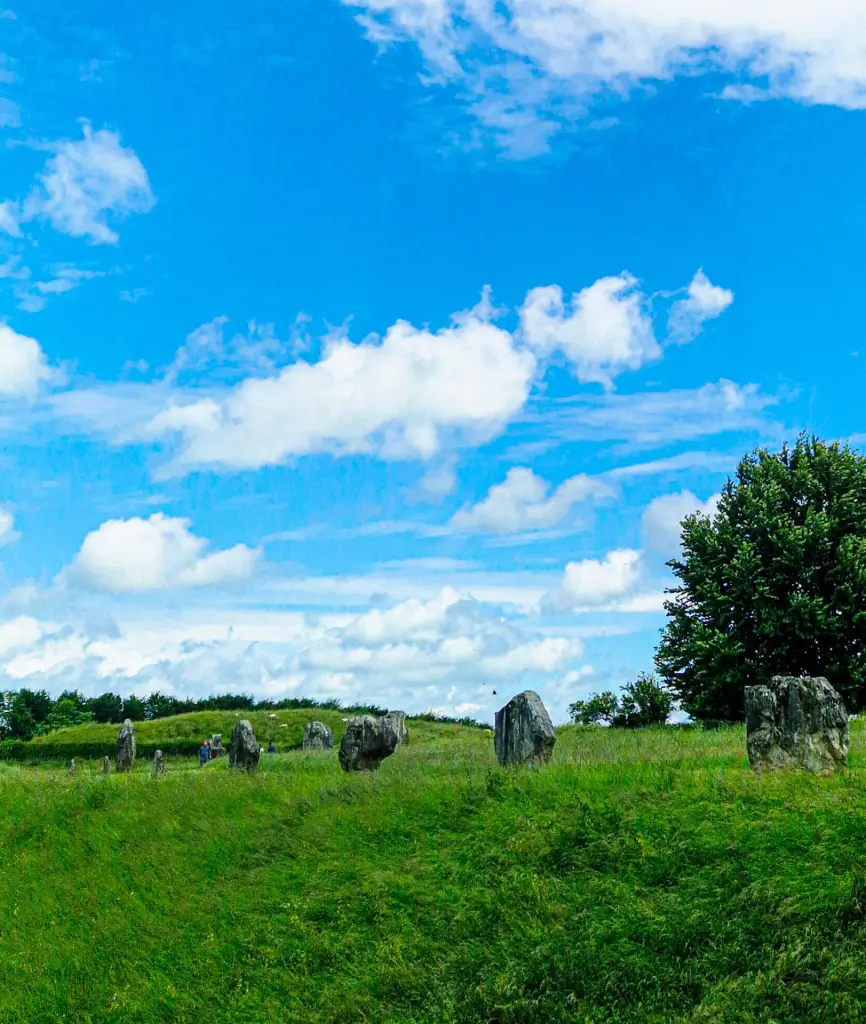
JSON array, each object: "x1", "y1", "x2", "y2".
[{"x1": 344, "y1": 1, "x2": 866, "y2": 156}]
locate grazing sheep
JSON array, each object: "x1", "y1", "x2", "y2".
[
  {"x1": 268, "y1": 713, "x2": 278, "y2": 721},
  {"x1": 279, "y1": 723, "x2": 289, "y2": 729}
]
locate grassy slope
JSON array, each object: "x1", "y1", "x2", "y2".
[
  {"x1": 1, "y1": 719, "x2": 865, "y2": 1023},
  {"x1": 10, "y1": 708, "x2": 355, "y2": 760}
]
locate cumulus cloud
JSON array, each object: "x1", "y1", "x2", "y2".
[
  {"x1": 344, "y1": 0, "x2": 866, "y2": 154},
  {"x1": 146, "y1": 300, "x2": 536, "y2": 471},
  {"x1": 641, "y1": 490, "x2": 720, "y2": 553},
  {"x1": 67, "y1": 513, "x2": 260, "y2": 592},
  {"x1": 0, "y1": 589, "x2": 589, "y2": 720},
  {"x1": 451, "y1": 466, "x2": 615, "y2": 534},
  {"x1": 21, "y1": 123, "x2": 154, "y2": 244},
  {"x1": 0, "y1": 323, "x2": 54, "y2": 398},
  {"x1": 547, "y1": 548, "x2": 642, "y2": 610},
  {"x1": 520, "y1": 273, "x2": 659, "y2": 388},
  {"x1": 667, "y1": 271, "x2": 734, "y2": 345}
]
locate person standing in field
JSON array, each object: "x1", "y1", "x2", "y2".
[{"x1": 198, "y1": 740, "x2": 210, "y2": 767}]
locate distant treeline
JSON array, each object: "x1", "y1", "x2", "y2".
[{"x1": 0, "y1": 688, "x2": 489, "y2": 742}]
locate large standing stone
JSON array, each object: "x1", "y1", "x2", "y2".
[
  {"x1": 494, "y1": 691, "x2": 556, "y2": 767},
  {"x1": 116, "y1": 718, "x2": 136, "y2": 773},
  {"x1": 338, "y1": 715, "x2": 399, "y2": 772},
  {"x1": 745, "y1": 675, "x2": 849, "y2": 773},
  {"x1": 210, "y1": 734, "x2": 225, "y2": 759},
  {"x1": 229, "y1": 719, "x2": 261, "y2": 770},
  {"x1": 303, "y1": 721, "x2": 333, "y2": 751},
  {"x1": 384, "y1": 710, "x2": 409, "y2": 745},
  {"x1": 153, "y1": 749, "x2": 166, "y2": 776}
]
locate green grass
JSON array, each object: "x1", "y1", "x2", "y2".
[
  {"x1": 1, "y1": 715, "x2": 865, "y2": 1022},
  {"x1": 0, "y1": 708, "x2": 356, "y2": 761}
]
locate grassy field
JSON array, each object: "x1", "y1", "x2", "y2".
[
  {"x1": 0, "y1": 708, "x2": 356, "y2": 761},
  {"x1": 1, "y1": 716, "x2": 865, "y2": 1022}
]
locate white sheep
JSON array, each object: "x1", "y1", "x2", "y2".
[{"x1": 268, "y1": 713, "x2": 277, "y2": 721}]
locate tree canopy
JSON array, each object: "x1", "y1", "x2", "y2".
[
  {"x1": 656, "y1": 436, "x2": 866, "y2": 720},
  {"x1": 569, "y1": 673, "x2": 674, "y2": 727}
]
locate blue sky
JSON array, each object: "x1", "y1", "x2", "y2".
[{"x1": 0, "y1": 0, "x2": 864, "y2": 721}]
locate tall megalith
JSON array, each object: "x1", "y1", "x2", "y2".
[
  {"x1": 494, "y1": 691, "x2": 556, "y2": 767},
  {"x1": 116, "y1": 718, "x2": 136, "y2": 773},
  {"x1": 229, "y1": 720, "x2": 261, "y2": 770}
]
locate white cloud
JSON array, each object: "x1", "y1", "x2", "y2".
[
  {"x1": 608, "y1": 450, "x2": 737, "y2": 479},
  {"x1": 340, "y1": 586, "x2": 464, "y2": 645},
  {"x1": 0, "y1": 323, "x2": 54, "y2": 398},
  {"x1": 535, "y1": 379, "x2": 779, "y2": 449},
  {"x1": 0, "y1": 200, "x2": 20, "y2": 237},
  {"x1": 414, "y1": 456, "x2": 459, "y2": 500},
  {"x1": 667, "y1": 271, "x2": 734, "y2": 345},
  {"x1": 520, "y1": 273, "x2": 659, "y2": 387},
  {"x1": 548, "y1": 548, "x2": 642, "y2": 610},
  {"x1": 21, "y1": 123, "x2": 154, "y2": 244},
  {"x1": 345, "y1": 0, "x2": 866, "y2": 154},
  {"x1": 146, "y1": 301, "x2": 536, "y2": 471},
  {"x1": 0, "y1": 507, "x2": 19, "y2": 547},
  {"x1": 0, "y1": 615, "x2": 43, "y2": 656},
  {"x1": 641, "y1": 490, "x2": 720, "y2": 553},
  {"x1": 0, "y1": 590, "x2": 589, "y2": 720},
  {"x1": 67, "y1": 513, "x2": 260, "y2": 593},
  {"x1": 451, "y1": 466, "x2": 615, "y2": 534}
]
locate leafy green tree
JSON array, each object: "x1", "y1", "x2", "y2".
[
  {"x1": 616, "y1": 673, "x2": 675, "y2": 728},
  {"x1": 85, "y1": 692, "x2": 124, "y2": 723},
  {"x1": 656, "y1": 436, "x2": 866, "y2": 720},
  {"x1": 569, "y1": 675, "x2": 674, "y2": 728},
  {"x1": 568, "y1": 691, "x2": 619, "y2": 726},
  {"x1": 122, "y1": 695, "x2": 146, "y2": 721},
  {"x1": 3, "y1": 693, "x2": 37, "y2": 740},
  {"x1": 17, "y1": 689, "x2": 53, "y2": 727},
  {"x1": 45, "y1": 698, "x2": 93, "y2": 732}
]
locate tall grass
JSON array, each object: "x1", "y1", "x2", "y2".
[{"x1": 0, "y1": 718, "x2": 864, "y2": 1022}]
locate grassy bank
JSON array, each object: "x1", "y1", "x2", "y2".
[
  {"x1": 0, "y1": 708, "x2": 355, "y2": 762},
  {"x1": 0, "y1": 719, "x2": 865, "y2": 1022}
]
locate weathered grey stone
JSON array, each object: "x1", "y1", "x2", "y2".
[
  {"x1": 101, "y1": 756, "x2": 111, "y2": 776},
  {"x1": 116, "y1": 718, "x2": 136, "y2": 773},
  {"x1": 303, "y1": 721, "x2": 333, "y2": 751},
  {"x1": 153, "y1": 749, "x2": 166, "y2": 776},
  {"x1": 745, "y1": 675, "x2": 849, "y2": 773},
  {"x1": 338, "y1": 715, "x2": 399, "y2": 772},
  {"x1": 494, "y1": 690, "x2": 556, "y2": 767},
  {"x1": 68, "y1": 759, "x2": 76, "y2": 775},
  {"x1": 229, "y1": 719, "x2": 261, "y2": 770},
  {"x1": 210, "y1": 734, "x2": 225, "y2": 758},
  {"x1": 384, "y1": 710, "x2": 410, "y2": 745}
]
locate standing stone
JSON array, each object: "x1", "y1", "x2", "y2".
[
  {"x1": 338, "y1": 715, "x2": 399, "y2": 772},
  {"x1": 384, "y1": 710, "x2": 410, "y2": 745},
  {"x1": 116, "y1": 718, "x2": 136, "y2": 773},
  {"x1": 494, "y1": 691, "x2": 556, "y2": 767},
  {"x1": 68, "y1": 759, "x2": 76, "y2": 775},
  {"x1": 745, "y1": 675, "x2": 850, "y2": 773},
  {"x1": 101, "y1": 756, "x2": 111, "y2": 776},
  {"x1": 153, "y1": 749, "x2": 166, "y2": 776},
  {"x1": 229, "y1": 719, "x2": 261, "y2": 770},
  {"x1": 303, "y1": 721, "x2": 333, "y2": 751},
  {"x1": 210, "y1": 734, "x2": 224, "y2": 759}
]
